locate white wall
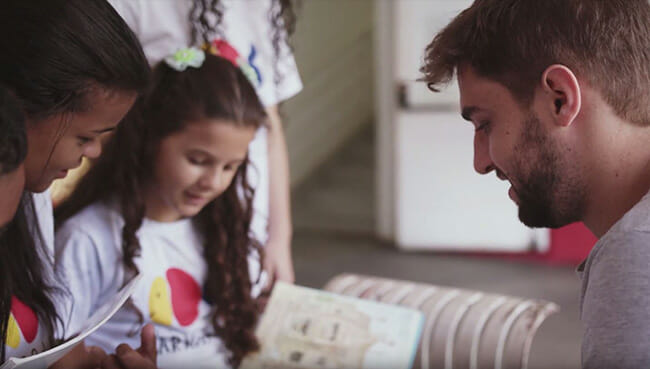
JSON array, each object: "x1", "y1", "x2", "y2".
[{"x1": 283, "y1": 0, "x2": 375, "y2": 187}]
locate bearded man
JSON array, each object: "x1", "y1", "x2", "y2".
[{"x1": 421, "y1": 1, "x2": 650, "y2": 368}]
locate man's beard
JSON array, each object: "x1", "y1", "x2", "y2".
[{"x1": 511, "y1": 114, "x2": 585, "y2": 228}]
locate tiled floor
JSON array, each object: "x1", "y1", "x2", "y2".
[{"x1": 291, "y1": 126, "x2": 583, "y2": 369}]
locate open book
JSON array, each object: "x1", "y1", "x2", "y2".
[
  {"x1": 241, "y1": 282, "x2": 424, "y2": 369},
  {"x1": 1, "y1": 274, "x2": 142, "y2": 369}
]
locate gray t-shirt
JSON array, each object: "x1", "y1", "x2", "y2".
[{"x1": 578, "y1": 190, "x2": 650, "y2": 369}]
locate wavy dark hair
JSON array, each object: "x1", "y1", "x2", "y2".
[
  {"x1": 0, "y1": 195, "x2": 59, "y2": 363},
  {"x1": 0, "y1": 0, "x2": 149, "y2": 362},
  {"x1": 421, "y1": 0, "x2": 650, "y2": 125},
  {"x1": 0, "y1": 87, "x2": 26, "y2": 176},
  {"x1": 0, "y1": 0, "x2": 149, "y2": 119},
  {"x1": 56, "y1": 54, "x2": 268, "y2": 367},
  {"x1": 189, "y1": 0, "x2": 298, "y2": 85},
  {"x1": 0, "y1": 87, "x2": 59, "y2": 362}
]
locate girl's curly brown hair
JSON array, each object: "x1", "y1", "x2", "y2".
[{"x1": 55, "y1": 54, "x2": 268, "y2": 367}]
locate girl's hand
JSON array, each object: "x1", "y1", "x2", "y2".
[
  {"x1": 49, "y1": 342, "x2": 107, "y2": 369},
  {"x1": 263, "y1": 238, "x2": 295, "y2": 284},
  {"x1": 101, "y1": 324, "x2": 157, "y2": 369}
]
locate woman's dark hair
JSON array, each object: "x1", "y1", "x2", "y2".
[
  {"x1": 190, "y1": 0, "x2": 298, "y2": 85},
  {"x1": 0, "y1": 0, "x2": 150, "y2": 119},
  {"x1": 0, "y1": 0, "x2": 150, "y2": 361},
  {"x1": 0, "y1": 87, "x2": 60, "y2": 362},
  {"x1": 0, "y1": 86, "x2": 27, "y2": 175},
  {"x1": 0, "y1": 195, "x2": 60, "y2": 363},
  {"x1": 56, "y1": 54, "x2": 268, "y2": 367}
]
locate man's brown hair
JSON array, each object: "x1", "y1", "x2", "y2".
[{"x1": 421, "y1": 0, "x2": 650, "y2": 125}]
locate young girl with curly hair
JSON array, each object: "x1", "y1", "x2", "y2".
[
  {"x1": 53, "y1": 0, "x2": 302, "y2": 285},
  {"x1": 55, "y1": 49, "x2": 268, "y2": 368}
]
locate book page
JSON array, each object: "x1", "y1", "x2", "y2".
[
  {"x1": 241, "y1": 282, "x2": 424, "y2": 369},
  {"x1": 1, "y1": 274, "x2": 142, "y2": 369}
]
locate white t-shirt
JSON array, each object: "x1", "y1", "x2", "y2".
[
  {"x1": 3, "y1": 191, "x2": 56, "y2": 362},
  {"x1": 108, "y1": 0, "x2": 303, "y2": 243},
  {"x1": 54, "y1": 201, "x2": 265, "y2": 369}
]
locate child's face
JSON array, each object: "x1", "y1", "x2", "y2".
[
  {"x1": 0, "y1": 164, "x2": 25, "y2": 229},
  {"x1": 24, "y1": 88, "x2": 137, "y2": 192},
  {"x1": 145, "y1": 119, "x2": 256, "y2": 222}
]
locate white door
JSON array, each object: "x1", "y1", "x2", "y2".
[
  {"x1": 375, "y1": 0, "x2": 549, "y2": 251},
  {"x1": 395, "y1": 110, "x2": 548, "y2": 251},
  {"x1": 395, "y1": 0, "x2": 473, "y2": 107}
]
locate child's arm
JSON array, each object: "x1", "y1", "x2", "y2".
[{"x1": 264, "y1": 105, "x2": 295, "y2": 284}]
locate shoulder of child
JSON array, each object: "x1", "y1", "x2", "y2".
[{"x1": 55, "y1": 201, "x2": 124, "y2": 268}]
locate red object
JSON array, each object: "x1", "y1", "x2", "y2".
[
  {"x1": 456, "y1": 222, "x2": 597, "y2": 266},
  {"x1": 547, "y1": 222, "x2": 598, "y2": 264},
  {"x1": 11, "y1": 296, "x2": 39, "y2": 343},
  {"x1": 167, "y1": 268, "x2": 202, "y2": 327},
  {"x1": 210, "y1": 39, "x2": 240, "y2": 66}
]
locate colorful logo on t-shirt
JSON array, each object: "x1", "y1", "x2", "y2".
[
  {"x1": 149, "y1": 268, "x2": 202, "y2": 327},
  {"x1": 207, "y1": 39, "x2": 262, "y2": 86},
  {"x1": 5, "y1": 297, "x2": 38, "y2": 349},
  {"x1": 246, "y1": 45, "x2": 262, "y2": 85}
]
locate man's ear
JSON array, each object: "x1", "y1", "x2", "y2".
[{"x1": 540, "y1": 64, "x2": 581, "y2": 127}]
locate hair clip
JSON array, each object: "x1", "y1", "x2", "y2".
[
  {"x1": 202, "y1": 39, "x2": 261, "y2": 88},
  {"x1": 164, "y1": 47, "x2": 205, "y2": 72},
  {"x1": 203, "y1": 40, "x2": 239, "y2": 66}
]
